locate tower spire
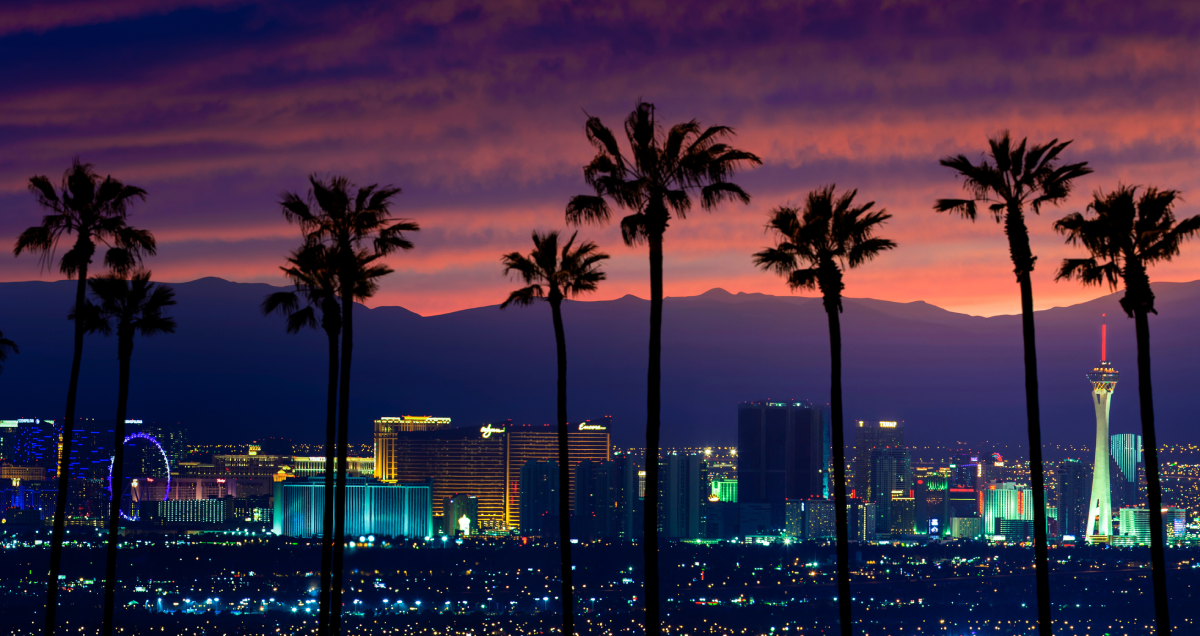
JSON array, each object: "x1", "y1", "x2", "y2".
[{"x1": 1101, "y1": 313, "x2": 1107, "y2": 362}]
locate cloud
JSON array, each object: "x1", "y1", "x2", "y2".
[{"x1": 1, "y1": 0, "x2": 1197, "y2": 317}]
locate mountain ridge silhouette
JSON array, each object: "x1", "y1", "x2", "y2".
[{"x1": 1, "y1": 277, "x2": 1197, "y2": 450}]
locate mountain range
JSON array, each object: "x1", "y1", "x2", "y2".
[{"x1": 1, "y1": 277, "x2": 1197, "y2": 451}]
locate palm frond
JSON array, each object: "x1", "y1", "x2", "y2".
[{"x1": 500, "y1": 284, "x2": 545, "y2": 309}]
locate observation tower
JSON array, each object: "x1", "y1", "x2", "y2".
[{"x1": 1084, "y1": 319, "x2": 1118, "y2": 542}]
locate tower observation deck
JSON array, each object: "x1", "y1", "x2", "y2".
[{"x1": 1085, "y1": 322, "x2": 1118, "y2": 543}]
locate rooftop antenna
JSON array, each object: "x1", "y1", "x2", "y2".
[{"x1": 1101, "y1": 313, "x2": 1107, "y2": 362}]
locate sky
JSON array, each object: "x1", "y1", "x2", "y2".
[{"x1": 1, "y1": 0, "x2": 1197, "y2": 317}]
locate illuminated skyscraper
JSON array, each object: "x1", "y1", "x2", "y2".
[
  {"x1": 374, "y1": 417, "x2": 610, "y2": 530},
  {"x1": 853, "y1": 420, "x2": 904, "y2": 500},
  {"x1": 1110, "y1": 433, "x2": 1143, "y2": 509},
  {"x1": 1085, "y1": 322, "x2": 1119, "y2": 542}
]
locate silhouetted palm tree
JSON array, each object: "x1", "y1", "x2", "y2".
[
  {"x1": 84, "y1": 271, "x2": 175, "y2": 636},
  {"x1": 280, "y1": 175, "x2": 416, "y2": 635},
  {"x1": 12, "y1": 158, "x2": 154, "y2": 636},
  {"x1": 754, "y1": 186, "x2": 894, "y2": 636},
  {"x1": 1055, "y1": 185, "x2": 1200, "y2": 636},
  {"x1": 935, "y1": 133, "x2": 1090, "y2": 636},
  {"x1": 501, "y1": 230, "x2": 608, "y2": 636},
  {"x1": 565, "y1": 101, "x2": 760, "y2": 634},
  {"x1": 262, "y1": 242, "x2": 389, "y2": 636},
  {"x1": 0, "y1": 330, "x2": 17, "y2": 373}
]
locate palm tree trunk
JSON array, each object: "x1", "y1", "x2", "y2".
[
  {"x1": 101, "y1": 342, "x2": 132, "y2": 636},
  {"x1": 318, "y1": 326, "x2": 340, "y2": 636},
  {"x1": 1017, "y1": 272, "x2": 1052, "y2": 636},
  {"x1": 1134, "y1": 308, "x2": 1171, "y2": 636},
  {"x1": 44, "y1": 265, "x2": 89, "y2": 636},
  {"x1": 551, "y1": 298, "x2": 576, "y2": 636},
  {"x1": 330, "y1": 263, "x2": 355, "y2": 636},
  {"x1": 643, "y1": 231, "x2": 663, "y2": 636},
  {"x1": 824, "y1": 298, "x2": 853, "y2": 636}
]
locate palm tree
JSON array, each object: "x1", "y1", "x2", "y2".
[
  {"x1": 500, "y1": 230, "x2": 609, "y2": 636},
  {"x1": 12, "y1": 158, "x2": 154, "y2": 636},
  {"x1": 753, "y1": 185, "x2": 894, "y2": 636},
  {"x1": 83, "y1": 271, "x2": 176, "y2": 636},
  {"x1": 0, "y1": 330, "x2": 17, "y2": 372},
  {"x1": 280, "y1": 175, "x2": 416, "y2": 635},
  {"x1": 935, "y1": 133, "x2": 1090, "y2": 636},
  {"x1": 262, "y1": 242, "x2": 390, "y2": 636},
  {"x1": 565, "y1": 101, "x2": 760, "y2": 634},
  {"x1": 1055, "y1": 185, "x2": 1200, "y2": 636}
]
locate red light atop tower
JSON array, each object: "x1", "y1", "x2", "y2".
[{"x1": 1101, "y1": 314, "x2": 1107, "y2": 361}]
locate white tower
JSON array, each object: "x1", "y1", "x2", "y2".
[{"x1": 1085, "y1": 320, "x2": 1118, "y2": 542}]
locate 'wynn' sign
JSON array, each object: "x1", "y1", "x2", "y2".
[{"x1": 480, "y1": 424, "x2": 506, "y2": 438}]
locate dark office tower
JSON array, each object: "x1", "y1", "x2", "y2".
[
  {"x1": 442, "y1": 494, "x2": 479, "y2": 537},
  {"x1": 575, "y1": 460, "x2": 616, "y2": 540},
  {"x1": 869, "y1": 446, "x2": 910, "y2": 536},
  {"x1": 138, "y1": 421, "x2": 188, "y2": 471},
  {"x1": 614, "y1": 453, "x2": 644, "y2": 540},
  {"x1": 1057, "y1": 458, "x2": 1091, "y2": 538},
  {"x1": 853, "y1": 420, "x2": 904, "y2": 500},
  {"x1": 738, "y1": 400, "x2": 831, "y2": 530},
  {"x1": 519, "y1": 459, "x2": 559, "y2": 537},
  {"x1": 1110, "y1": 434, "x2": 1143, "y2": 510},
  {"x1": 949, "y1": 452, "x2": 980, "y2": 489},
  {"x1": 658, "y1": 453, "x2": 708, "y2": 539}
]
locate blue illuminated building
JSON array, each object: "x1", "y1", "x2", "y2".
[{"x1": 273, "y1": 477, "x2": 433, "y2": 539}]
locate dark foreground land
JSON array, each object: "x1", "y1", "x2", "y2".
[{"x1": 2, "y1": 531, "x2": 1199, "y2": 635}]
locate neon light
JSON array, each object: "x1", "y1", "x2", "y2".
[
  {"x1": 578, "y1": 423, "x2": 606, "y2": 431},
  {"x1": 480, "y1": 424, "x2": 505, "y2": 438},
  {"x1": 1101, "y1": 322, "x2": 1107, "y2": 361},
  {"x1": 107, "y1": 431, "x2": 171, "y2": 522}
]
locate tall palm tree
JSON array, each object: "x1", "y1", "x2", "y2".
[
  {"x1": 0, "y1": 330, "x2": 17, "y2": 372},
  {"x1": 500, "y1": 230, "x2": 609, "y2": 636},
  {"x1": 753, "y1": 185, "x2": 894, "y2": 636},
  {"x1": 565, "y1": 101, "x2": 760, "y2": 634},
  {"x1": 12, "y1": 158, "x2": 154, "y2": 636},
  {"x1": 262, "y1": 242, "x2": 390, "y2": 636},
  {"x1": 935, "y1": 133, "x2": 1090, "y2": 636},
  {"x1": 280, "y1": 175, "x2": 416, "y2": 635},
  {"x1": 1054, "y1": 185, "x2": 1200, "y2": 636},
  {"x1": 84, "y1": 271, "x2": 176, "y2": 636}
]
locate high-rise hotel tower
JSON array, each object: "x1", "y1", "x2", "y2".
[{"x1": 1085, "y1": 322, "x2": 1119, "y2": 542}]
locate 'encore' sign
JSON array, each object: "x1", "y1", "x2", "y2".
[{"x1": 578, "y1": 423, "x2": 606, "y2": 431}]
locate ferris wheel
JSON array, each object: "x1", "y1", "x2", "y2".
[{"x1": 107, "y1": 431, "x2": 172, "y2": 522}]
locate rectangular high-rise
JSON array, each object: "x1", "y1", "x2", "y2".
[
  {"x1": 273, "y1": 477, "x2": 433, "y2": 539},
  {"x1": 1110, "y1": 434, "x2": 1143, "y2": 510},
  {"x1": 375, "y1": 417, "x2": 610, "y2": 531},
  {"x1": 658, "y1": 453, "x2": 707, "y2": 539},
  {"x1": 869, "y1": 447, "x2": 910, "y2": 535},
  {"x1": 519, "y1": 459, "x2": 559, "y2": 536},
  {"x1": 737, "y1": 401, "x2": 830, "y2": 530},
  {"x1": 1056, "y1": 459, "x2": 1090, "y2": 538},
  {"x1": 853, "y1": 420, "x2": 904, "y2": 500}
]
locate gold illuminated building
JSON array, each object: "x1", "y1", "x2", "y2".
[{"x1": 374, "y1": 417, "x2": 611, "y2": 530}]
